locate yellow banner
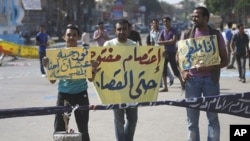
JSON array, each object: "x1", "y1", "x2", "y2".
[
  {"x1": 46, "y1": 47, "x2": 92, "y2": 80},
  {"x1": 0, "y1": 41, "x2": 20, "y2": 55},
  {"x1": 0, "y1": 40, "x2": 38, "y2": 58},
  {"x1": 19, "y1": 46, "x2": 39, "y2": 58},
  {"x1": 90, "y1": 46, "x2": 165, "y2": 104},
  {"x1": 177, "y1": 35, "x2": 221, "y2": 70}
]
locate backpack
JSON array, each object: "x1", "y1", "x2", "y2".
[{"x1": 183, "y1": 26, "x2": 221, "y2": 84}]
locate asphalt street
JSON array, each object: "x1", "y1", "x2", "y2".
[{"x1": 0, "y1": 36, "x2": 250, "y2": 141}]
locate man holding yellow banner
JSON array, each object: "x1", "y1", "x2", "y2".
[
  {"x1": 44, "y1": 24, "x2": 97, "y2": 141},
  {"x1": 103, "y1": 19, "x2": 138, "y2": 141},
  {"x1": 177, "y1": 6, "x2": 228, "y2": 141}
]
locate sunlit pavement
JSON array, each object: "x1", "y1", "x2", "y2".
[{"x1": 0, "y1": 37, "x2": 250, "y2": 140}]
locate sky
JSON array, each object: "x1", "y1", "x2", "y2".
[{"x1": 161, "y1": 0, "x2": 183, "y2": 4}]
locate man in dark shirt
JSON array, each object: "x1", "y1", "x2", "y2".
[
  {"x1": 230, "y1": 23, "x2": 250, "y2": 83},
  {"x1": 128, "y1": 23, "x2": 142, "y2": 46}
]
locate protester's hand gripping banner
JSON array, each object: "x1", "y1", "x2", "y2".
[
  {"x1": 45, "y1": 46, "x2": 164, "y2": 104},
  {"x1": 90, "y1": 46, "x2": 165, "y2": 104},
  {"x1": 46, "y1": 47, "x2": 92, "y2": 80},
  {"x1": 177, "y1": 35, "x2": 221, "y2": 70}
]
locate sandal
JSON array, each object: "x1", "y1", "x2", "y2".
[{"x1": 159, "y1": 88, "x2": 168, "y2": 92}]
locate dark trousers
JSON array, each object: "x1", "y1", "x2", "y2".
[
  {"x1": 39, "y1": 51, "x2": 46, "y2": 74},
  {"x1": 236, "y1": 53, "x2": 246, "y2": 80},
  {"x1": 163, "y1": 52, "x2": 181, "y2": 77},
  {"x1": 54, "y1": 90, "x2": 90, "y2": 141}
]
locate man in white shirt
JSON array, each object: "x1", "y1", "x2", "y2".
[{"x1": 103, "y1": 19, "x2": 137, "y2": 141}]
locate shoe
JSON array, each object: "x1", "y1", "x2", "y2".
[
  {"x1": 10, "y1": 57, "x2": 18, "y2": 61},
  {"x1": 169, "y1": 80, "x2": 174, "y2": 86},
  {"x1": 227, "y1": 65, "x2": 234, "y2": 69},
  {"x1": 41, "y1": 74, "x2": 46, "y2": 77},
  {"x1": 159, "y1": 88, "x2": 168, "y2": 92},
  {"x1": 242, "y1": 79, "x2": 246, "y2": 83},
  {"x1": 181, "y1": 85, "x2": 185, "y2": 90}
]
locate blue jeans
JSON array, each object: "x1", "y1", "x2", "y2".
[
  {"x1": 236, "y1": 53, "x2": 246, "y2": 80},
  {"x1": 113, "y1": 108, "x2": 138, "y2": 141},
  {"x1": 185, "y1": 76, "x2": 220, "y2": 141}
]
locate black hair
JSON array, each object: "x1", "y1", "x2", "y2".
[
  {"x1": 237, "y1": 23, "x2": 243, "y2": 29},
  {"x1": 227, "y1": 22, "x2": 233, "y2": 28},
  {"x1": 162, "y1": 17, "x2": 171, "y2": 22},
  {"x1": 195, "y1": 6, "x2": 210, "y2": 21},
  {"x1": 114, "y1": 19, "x2": 130, "y2": 29},
  {"x1": 151, "y1": 19, "x2": 159, "y2": 23},
  {"x1": 98, "y1": 22, "x2": 104, "y2": 25},
  {"x1": 66, "y1": 24, "x2": 80, "y2": 35}
]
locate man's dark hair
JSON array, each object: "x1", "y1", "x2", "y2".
[
  {"x1": 162, "y1": 17, "x2": 171, "y2": 22},
  {"x1": 40, "y1": 25, "x2": 45, "y2": 28},
  {"x1": 114, "y1": 19, "x2": 130, "y2": 29},
  {"x1": 151, "y1": 19, "x2": 159, "y2": 23},
  {"x1": 227, "y1": 22, "x2": 233, "y2": 28},
  {"x1": 237, "y1": 23, "x2": 243, "y2": 29},
  {"x1": 66, "y1": 24, "x2": 80, "y2": 35},
  {"x1": 98, "y1": 22, "x2": 104, "y2": 26},
  {"x1": 195, "y1": 6, "x2": 210, "y2": 21}
]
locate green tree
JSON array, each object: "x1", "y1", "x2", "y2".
[
  {"x1": 234, "y1": 0, "x2": 250, "y2": 26},
  {"x1": 205, "y1": 0, "x2": 250, "y2": 25}
]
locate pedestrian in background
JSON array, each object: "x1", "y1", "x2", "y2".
[
  {"x1": 81, "y1": 31, "x2": 90, "y2": 47},
  {"x1": 35, "y1": 25, "x2": 48, "y2": 77},
  {"x1": 128, "y1": 22, "x2": 142, "y2": 46},
  {"x1": 231, "y1": 23, "x2": 250, "y2": 83},
  {"x1": 158, "y1": 17, "x2": 184, "y2": 92},
  {"x1": 225, "y1": 22, "x2": 236, "y2": 69},
  {"x1": 177, "y1": 6, "x2": 228, "y2": 141},
  {"x1": 93, "y1": 21, "x2": 109, "y2": 46},
  {"x1": 103, "y1": 19, "x2": 137, "y2": 141},
  {"x1": 147, "y1": 18, "x2": 174, "y2": 87}
]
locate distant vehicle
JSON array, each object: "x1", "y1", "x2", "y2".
[{"x1": 139, "y1": 26, "x2": 149, "y2": 33}]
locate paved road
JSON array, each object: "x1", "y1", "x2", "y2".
[{"x1": 0, "y1": 41, "x2": 250, "y2": 141}]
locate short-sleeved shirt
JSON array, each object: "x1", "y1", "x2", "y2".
[
  {"x1": 36, "y1": 32, "x2": 48, "y2": 52},
  {"x1": 58, "y1": 79, "x2": 88, "y2": 94},
  {"x1": 189, "y1": 28, "x2": 226, "y2": 77},
  {"x1": 232, "y1": 33, "x2": 249, "y2": 54},
  {"x1": 93, "y1": 30, "x2": 109, "y2": 46},
  {"x1": 128, "y1": 30, "x2": 141, "y2": 43},
  {"x1": 225, "y1": 28, "x2": 233, "y2": 41},
  {"x1": 103, "y1": 38, "x2": 136, "y2": 46},
  {"x1": 150, "y1": 30, "x2": 161, "y2": 46},
  {"x1": 159, "y1": 28, "x2": 177, "y2": 52}
]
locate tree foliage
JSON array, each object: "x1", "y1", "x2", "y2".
[{"x1": 205, "y1": 0, "x2": 250, "y2": 24}]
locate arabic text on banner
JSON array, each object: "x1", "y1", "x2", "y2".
[
  {"x1": 46, "y1": 47, "x2": 92, "y2": 80},
  {"x1": 177, "y1": 35, "x2": 221, "y2": 70},
  {"x1": 90, "y1": 46, "x2": 165, "y2": 104}
]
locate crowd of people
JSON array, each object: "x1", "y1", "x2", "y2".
[{"x1": 1, "y1": 5, "x2": 249, "y2": 141}]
